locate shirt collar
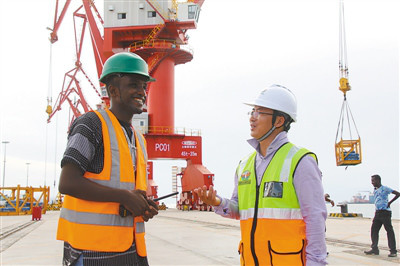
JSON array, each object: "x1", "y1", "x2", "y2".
[{"x1": 247, "y1": 131, "x2": 289, "y2": 158}]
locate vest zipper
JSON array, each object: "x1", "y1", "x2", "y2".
[
  {"x1": 247, "y1": 143, "x2": 289, "y2": 266},
  {"x1": 250, "y1": 162, "x2": 260, "y2": 266}
]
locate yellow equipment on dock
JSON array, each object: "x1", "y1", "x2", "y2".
[
  {"x1": 46, "y1": 192, "x2": 63, "y2": 211},
  {"x1": 0, "y1": 185, "x2": 50, "y2": 216}
]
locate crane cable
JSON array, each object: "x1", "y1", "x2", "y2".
[
  {"x1": 49, "y1": 42, "x2": 58, "y2": 190},
  {"x1": 336, "y1": 0, "x2": 359, "y2": 142},
  {"x1": 335, "y1": 95, "x2": 361, "y2": 143},
  {"x1": 339, "y1": 0, "x2": 348, "y2": 82},
  {"x1": 44, "y1": 43, "x2": 53, "y2": 188},
  {"x1": 46, "y1": 43, "x2": 53, "y2": 116},
  {"x1": 45, "y1": 42, "x2": 59, "y2": 190}
]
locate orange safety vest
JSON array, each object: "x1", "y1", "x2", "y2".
[
  {"x1": 57, "y1": 109, "x2": 148, "y2": 255},
  {"x1": 237, "y1": 143, "x2": 317, "y2": 266}
]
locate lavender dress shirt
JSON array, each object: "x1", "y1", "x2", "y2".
[{"x1": 214, "y1": 132, "x2": 327, "y2": 265}]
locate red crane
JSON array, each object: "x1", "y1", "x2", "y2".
[{"x1": 47, "y1": 0, "x2": 213, "y2": 210}]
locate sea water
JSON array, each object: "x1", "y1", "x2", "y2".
[{"x1": 326, "y1": 203, "x2": 400, "y2": 219}]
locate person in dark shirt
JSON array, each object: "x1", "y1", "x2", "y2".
[{"x1": 57, "y1": 52, "x2": 158, "y2": 266}]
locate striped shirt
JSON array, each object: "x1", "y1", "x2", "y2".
[{"x1": 61, "y1": 111, "x2": 147, "y2": 266}]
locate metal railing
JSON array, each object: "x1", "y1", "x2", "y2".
[{"x1": 129, "y1": 38, "x2": 178, "y2": 52}]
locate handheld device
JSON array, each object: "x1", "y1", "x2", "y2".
[{"x1": 119, "y1": 192, "x2": 179, "y2": 217}]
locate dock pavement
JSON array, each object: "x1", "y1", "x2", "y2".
[{"x1": 1, "y1": 209, "x2": 399, "y2": 265}]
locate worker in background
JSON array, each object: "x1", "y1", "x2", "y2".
[
  {"x1": 195, "y1": 85, "x2": 327, "y2": 265},
  {"x1": 325, "y1": 193, "x2": 335, "y2": 207},
  {"x1": 323, "y1": 193, "x2": 334, "y2": 256},
  {"x1": 364, "y1": 174, "x2": 399, "y2": 257},
  {"x1": 56, "y1": 52, "x2": 158, "y2": 266}
]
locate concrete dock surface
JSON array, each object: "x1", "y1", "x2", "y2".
[{"x1": 1, "y1": 209, "x2": 399, "y2": 265}]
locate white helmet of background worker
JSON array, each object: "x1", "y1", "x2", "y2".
[{"x1": 244, "y1": 84, "x2": 297, "y2": 141}]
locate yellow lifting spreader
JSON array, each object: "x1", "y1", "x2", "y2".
[{"x1": 335, "y1": 0, "x2": 361, "y2": 167}]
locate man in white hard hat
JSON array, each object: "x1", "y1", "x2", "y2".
[{"x1": 195, "y1": 85, "x2": 327, "y2": 265}]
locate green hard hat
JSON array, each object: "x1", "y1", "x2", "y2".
[{"x1": 99, "y1": 52, "x2": 155, "y2": 83}]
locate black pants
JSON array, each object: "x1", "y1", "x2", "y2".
[{"x1": 370, "y1": 210, "x2": 397, "y2": 253}]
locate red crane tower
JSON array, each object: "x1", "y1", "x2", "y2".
[{"x1": 47, "y1": 0, "x2": 213, "y2": 210}]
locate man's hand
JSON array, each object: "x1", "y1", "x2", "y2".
[
  {"x1": 330, "y1": 200, "x2": 335, "y2": 207},
  {"x1": 122, "y1": 190, "x2": 151, "y2": 217},
  {"x1": 142, "y1": 198, "x2": 158, "y2": 222},
  {"x1": 194, "y1": 185, "x2": 221, "y2": 206},
  {"x1": 388, "y1": 190, "x2": 400, "y2": 208}
]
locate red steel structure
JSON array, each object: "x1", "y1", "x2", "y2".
[{"x1": 47, "y1": 0, "x2": 213, "y2": 210}]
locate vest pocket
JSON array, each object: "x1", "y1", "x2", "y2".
[
  {"x1": 267, "y1": 239, "x2": 305, "y2": 266},
  {"x1": 238, "y1": 240, "x2": 245, "y2": 266}
]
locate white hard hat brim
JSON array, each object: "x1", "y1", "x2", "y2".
[{"x1": 243, "y1": 102, "x2": 256, "y2": 107}]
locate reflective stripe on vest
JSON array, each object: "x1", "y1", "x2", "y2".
[
  {"x1": 237, "y1": 142, "x2": 317, "y2": 266},
  {"x1": 57, "y1": 109, "x2": 148, "y2": 252},
  {"x1": 136, "y1": 222, "x2": 145, "y2": 233},
  {"x1": 239, "y1": 207, "x2": 303, "y2": 220},
  {"x1": 94, "y1": 110, "x2": 134, "y2": 189},
  {"x1": 279, "y1": 145, "x2": 301, "y2": 182},
  {"x1": 60, "y1": 208, "x2": 133, "y2": 227}
]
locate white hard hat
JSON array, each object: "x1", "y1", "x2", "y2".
[{"x1": 244, "y1": 84, "x2": 297, "y2": 122}]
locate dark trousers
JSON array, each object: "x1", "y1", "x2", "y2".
[{"x1": 370, "y1": 210, "x2": 397, "y2": 253}]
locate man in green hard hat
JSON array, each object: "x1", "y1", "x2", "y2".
[{"x1": 56, "y1": 52, "x2": 158, "y2": 266}]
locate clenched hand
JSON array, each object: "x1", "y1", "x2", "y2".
[
  {"x1": 122, "y1": 190, "x2": 156, "y2": 218},
  {"x1": 142, "y1": 198, "x2": 158, "y2": 221}
]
